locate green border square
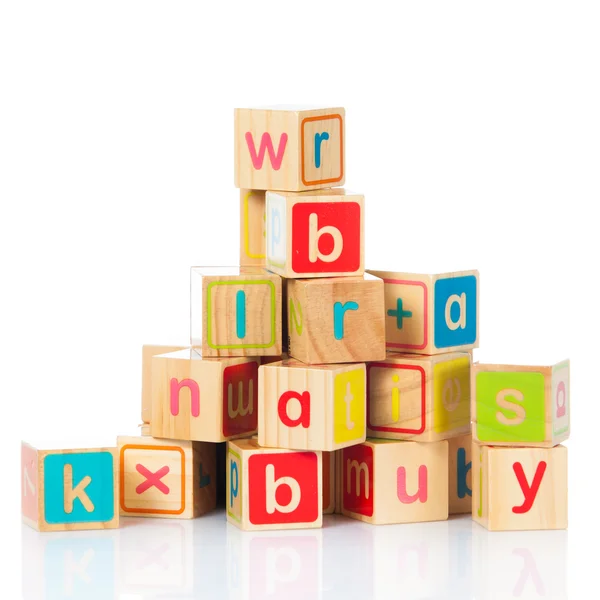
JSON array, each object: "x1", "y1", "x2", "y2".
[{"x1": 227, "y1": 448, "x2": 242, "y2": 523}]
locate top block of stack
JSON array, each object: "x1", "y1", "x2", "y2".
[{"x1": 234, "y1": 105, "x2": 345, "y2": 192}]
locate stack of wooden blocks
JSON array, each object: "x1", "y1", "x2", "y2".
[{"x1": 21, "y1": 105, "x2": 569, "y2": 534}]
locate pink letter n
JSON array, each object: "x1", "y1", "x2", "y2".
[{"x1": 170, "y1": 378, "x2": 200, "y2": 417}]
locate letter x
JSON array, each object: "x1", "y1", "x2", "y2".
[
  {"x1": 387, "y1": 297, "x2": 412, "y2": 329},
  {"x1": 136, "y1": 464, "x2": 170, "y2": 495}
]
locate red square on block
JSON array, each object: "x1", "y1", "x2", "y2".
[
  {"x1": 343, "y1": 444, "x2": 374, "y2": 517},
  {"x1": 222, "y1": 362, "x2": 259, "y2": 437},
  {"x1": 291, "y1": 202, "x2": 361, "y2": 274},
  {"x1": 21, "y1": 443, "x2": 38, "y2": 522},
  {"x1": 248, "y1": 452, "x2": 319, "y2": 525}
]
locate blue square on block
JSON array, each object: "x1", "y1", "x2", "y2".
[
  {"x1": 44, "y1": 452, "x2": 115, "y2": 524},
  {"x1": 434, "y1": 275, "x2": 477, "y2": 348}
]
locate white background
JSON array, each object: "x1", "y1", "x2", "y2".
[{"x1": 1, "y1": 1, "x2": 599, "y2": 598}]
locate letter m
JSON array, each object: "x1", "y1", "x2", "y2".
[
  {"x1": 245, "y1": 132, "x2": 288, "y2": 170},
  {"x1": 346, "y1": 459, "x2": 370, "y2": 499}
]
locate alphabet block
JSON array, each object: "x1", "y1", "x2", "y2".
[
  {"x1": 117, "y1": 436, "x2": 216, "y2": 519},
  {"x1": 21, "y1": 442, "x2": 118, "y2": 532},
  {"x1": 240, "y1": 189, "x2": 266, "y2": 267},
  {"x1": 150, "y1": 349, "x2": 260, "y2": 442},
  {"x1": 341, "y1": 439, "x2": 448, "y2": 525},
  {"x1": 226, "y1": 438, "x2": 322, "y2": 531},
  {"x1": 287, "y1": 274, "x2": 385, "y2": 364},
  {"x1": 141, "y1": 344, "x2": 187, "y2": 423},
  {"x1": 234, "y1": 106, "x2": 345, "y2": 192},
  {"x1": 191, "y1": 267, "x2": 282, "y2": 357},
  {"x1": 266, "y1": 189, "x2": 364, "y2": 278},
  {"x1": 323, "y1": 451, "x2": 335, "y2": 514},
  {"x1": 448, "y1": 434, "x2": 472, "y2": 514},
  {"x1": 258, "y1": 359, "x2": 367, "y2": 451},
  {"x1": 367, "y1": 269, "x2": 479, "y2": 354},
  {"x1": 472, "y1": 444, "x2": 567, "y2": 531},
  {"x1": 367, "y1": 352, "x2": 471, "y2": 442},
  {"x1": 472, "y1": 360, "x2": 570, "y2": 447}
]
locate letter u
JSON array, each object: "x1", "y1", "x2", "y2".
[{"x1": 397, "y1": 465, "x2": 428, "y2": 503}]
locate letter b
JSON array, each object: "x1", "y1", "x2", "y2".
[
  {"x1": 308, "y1": 213, "x2": 343, "y2": 264},
  {"x1": 266, "y1": 464, "x2": 301, "y2": 514}
]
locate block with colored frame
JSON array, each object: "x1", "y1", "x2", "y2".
[
  {"x1": 472, "y1": 360, "x2": 570, "y2": 447},
  {"x1": 234, "y1": 105, "x2": 345, "y2": 192},
  {"x1": 322, "y1": 451, "x2": 335, "y2": 514},
  {"x1": 334, "y1": 449, "x2": 343, "y2": 514},
  {"x1": 150, "y1": 349, "x2": 260, "y2": 443},
  {"x1": 341, "y1": 439, "x2": 448, "y2": 525},
  {"x1": 141, "y1": 344, "x2": 188, "y2": 423},
  {"x1": 21, "y1": 442, "x2": 118, "y2": 532},
  {"x1": 118, "y1": 436, "x2": 216, "y2": 519},
  {"x1": 472, "y1": 444, "x2": 567, "y2": 531},
  {"x1": 367, "y1": 269, "x2": 479, "y2": 355},
  {"x1": 240, "y1": 189, "x2": 266, "y2": 267},
  {"x1": 367, "y1": 352, "x2": 472, "y2": 442},
  {"x1": 266, "y1": 189, "x2": 364, "y2": 279},
  {"x1": 448, "y1": 434, "x2": 472, "y2": 514},
  {"x1": 287, "y1": 274, "x2": 385, "y2": 364},
  {"x1": 191, "y1": 267, "x2": 282, "y2": 357},
  {"x1": 258, "y1": 359, "x2": 367, "y2": 451},
  {"x1": 226, "y1": 438, "x2": 322, "y2": 531}
]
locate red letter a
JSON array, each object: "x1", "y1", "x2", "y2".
[{"x1": 278, "y1": 391, "x2": 310, "y2": 428}]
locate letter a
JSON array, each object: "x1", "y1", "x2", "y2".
[
  {"x1": 445, "y1": 293, "x2": 466, "y2": 330},
  {"x1": 245, "y1": 132, "x2": 288, "y2": 170},
  {"x1": 278, "y1": 390, "x2": 311, "y2": 428},
  {"x1": 308, "y1": 213, "x2": 343, "y2": 264},
  {"x1": 265, "y1": 464, "x2": 301, "y2": 514},
  {"x1": 63, "y1": 464, "x2": 94, "y2": 513},
  {"x1": 512, "y1": 461, "x2": 547, "y2": 514}
]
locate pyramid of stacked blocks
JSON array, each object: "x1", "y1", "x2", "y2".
[{"x1": 21, "y1": 105, "x2": 569, "y2": 533}]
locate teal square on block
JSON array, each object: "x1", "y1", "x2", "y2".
[{"x1": 44, "y1": 452, "x2": 115, "y2": 524}]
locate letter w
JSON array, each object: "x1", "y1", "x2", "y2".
[{"x1": 245, "y1": 132, "x2": 288, "y2": 170}]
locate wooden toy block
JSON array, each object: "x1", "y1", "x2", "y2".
[
  {"x1": 226, "y1": 438, "x2": 322, "y2": 531},
  {"x1": 150, "y1": 349, "x2": 260, "y2": 442},
  {"x1": 118, "y1": 436, "x2": 216, "y2": 519},
  {"x1": 367, "y1": 269, "x2": 479, "y2": 354},
  {"x1": 287, "y1": 274, "x2": 385, "y2": 364},
  {"x1": 191, "y1": 266, "x2": 282, "y2": 357},
  {"x1": 258, "y1": 359, "x2": 366, "y2": 451},
  {"x1": 140, "y1": 423, "x2": 151, "y2": 436},
  {"x1": 472, "y1": 444, "x2": 567, "y2": 531},
  {"x1": 323, "y1": 450, "x2": 335, "y2": 514},
  {"x1": 239, "y1": 189, "x2": 266, "y2": 267},
  {"x1": 367, "y1": 351, "x2": 471, "y2": 442},
  {"x1": 141, "y1": 344, "x2": 187, "y2": 423},
  {"x1": 234, "y1": 105, "x2": 345, "y2": 192},
  {"x1": 21, "y1": 442, "x2": 118, "y2": 532},
  {"x1": 448, "y1": 434, "x2": 472, "y2": 514},
  {"x1": 341, "y1": 439, "x2": 448, "y2": 525},
  {"x1": 472, "y1": 360, "x2": 570, "y2": 447},
  {"x1": 266, "y1": 188, "x2": 364, "y2": 279}
]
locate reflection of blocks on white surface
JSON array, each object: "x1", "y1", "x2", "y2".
[
  {"x1": 22, "y1": 526, "x2": 117, "y2": 600},
  {"x1": 226, "y1": 526, "x2": 323, "y2": 600},
  {"x1": 117, "y1": 519, "x2": 194, "y2": 595},
  {"x1": 472, "y1": 527, "x2": 568, "y2": 599}
]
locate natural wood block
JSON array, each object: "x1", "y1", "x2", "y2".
[
  {"x1": 226, "y1": 438, "x2": 322, "y2": 531},
  {"x1": 234, "y1": 105, "x2": 345, "y2": 192},
  {"x1": 472, "y1": 360, "x2": 570, "y2": 447},
  {"x1": 448, "y1": 434, "x2": 472, "y2": 514},
  {"x1": 21, "y1": 442, "x2": 118, "y2": 532},
  {"x1": 150, "y1": 349, "x2": 260, "y2": 442},
  {"x1": 117, "y1": 436, "x2": 215, "y2": 519},
  {"x1": 367, "y1": 352, "x2": 471, "y2": 442},
  {"x1": 258, "y1": 359, "x2": 366, "y2": 451},
  {"x1": 191, "y1": 267, "x2": 282, "y2": 357},
  {"x1": 141, "y1": 344, "x2": 187, "y2": 423},
  {"x1": 367, "y1": 269, "x2": 479, "y2": 354},
  {"x1": 341, "y1": 439, "x2": 449, "y2": 525},
  {"x1": 323, "y1": 451, "x2": 335, "y2": 514},
  {"x1": 240, "y1": 189, "x2": 266, "y2": 267},
  {"x1": 473, "y1": 444, "x2": 567, "y2": 531},
  {"x1": 287, "y1": 274, "x2": 385, "y2": 364},
  {"x1": 266, "y1": 189, "x2": 364, "y2": 279}
]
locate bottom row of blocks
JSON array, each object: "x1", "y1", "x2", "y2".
[{"x1": 22, "y1": 435, "x2": 567, "y2": 532}]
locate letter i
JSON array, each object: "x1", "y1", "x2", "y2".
[
  {"x1": 236, "y1": 290, "x2": 246, "y2": 339},
  {"x1": 391, "y1": 375, "x2": 400, "y2": 422}
]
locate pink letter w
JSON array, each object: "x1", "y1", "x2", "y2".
[
  {"x1": 245, "y1": 132, "x2": 288, "y2": 170},
  {"x1": 397, "y1": 465, "x2": 428, "y2": 503},
  {"x1": 170, "y1": 378, "x2": 200, "y2": 417}
]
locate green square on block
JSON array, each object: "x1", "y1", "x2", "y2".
[{"x1": 476, "y1": 371, "x2": 546, "y2": 442}]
